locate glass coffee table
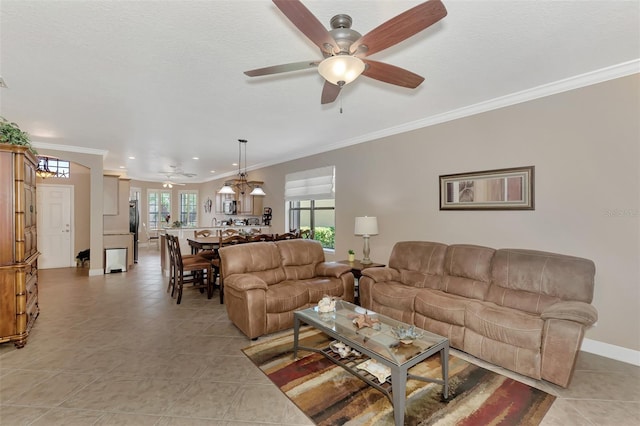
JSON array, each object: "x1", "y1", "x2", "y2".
[{"x1": 293, "y1": 300, "x2": 449, "y2": 426}]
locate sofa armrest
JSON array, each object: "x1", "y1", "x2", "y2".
[
  {"x1": 541, "y1": 301, "x2": 598, "y2": 326},
  {"x1": 225, "y1": 274, "x2": 269, "y2": 292},
  {"x1": 361, "y1": 267, "x2": 400, "y2": 282},
  {"x1": 316, "y1": 262, "x2": 352, "y2": 278}
]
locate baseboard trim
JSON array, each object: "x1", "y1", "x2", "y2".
[
  {"x1": 89, "y1": 268, "x2": 104, "y2": 276},
  {"x1": 581, "y1": 338, "x2": 640, "y2": 366}
]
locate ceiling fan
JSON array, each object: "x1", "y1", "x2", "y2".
[
  {"x1": 160, "y1": 165, "x2": 197, "y2": 179},
  {"x1": 244, "y1": 0, "x2": 447, "y2": 104},
  {"x1": 162, "y1": 181, "x2": 185, "y2": 188}
]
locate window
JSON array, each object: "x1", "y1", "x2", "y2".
[
  {"x1": 288, "y1": 199, "x2": 335, "y2": 249},
  {"x1": 148, "y1": 190, "x2": 171, "y2": 229},
  {"x1": 179, "y1": 191, "x2": 198, "y2": 227},
  {"x1": 285, "y1": 166, "x2": 335, "y2": 250}
]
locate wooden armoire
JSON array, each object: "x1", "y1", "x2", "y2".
[{"x1": 0, "y1": 143, "x2": 39, "y2": 348}]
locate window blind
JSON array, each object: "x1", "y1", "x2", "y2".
[{"x1": 285, "y1": 166, "x2": 335, "y2": 201}]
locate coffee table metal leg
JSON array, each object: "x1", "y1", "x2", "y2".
[
  {"x1": 293, "y1": 317, "x2": 300, "y2": 359},
  {"x1": 391, "y1": 368, "x2": 407, "y2": 426},
  {"x1": 441, "y1": 344, "x2": 449, "y2": 399}
]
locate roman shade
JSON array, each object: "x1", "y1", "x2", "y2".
[{"x1": 284, "y1": 166, "x2": 335, "y2": 201}]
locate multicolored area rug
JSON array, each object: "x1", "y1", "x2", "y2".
[{"x1": 243, "y1": 328, "x2": 555, "y2": 426}]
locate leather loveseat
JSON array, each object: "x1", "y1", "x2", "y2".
[
  {"x1": 359, "y1": 241, "x2": 598, "y2": 387},
  {"x1": 219, "y1": 239, "x2": 354, "y2": 339}
]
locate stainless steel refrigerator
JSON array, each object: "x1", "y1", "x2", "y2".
[{"x1": 129, "y1": 200, "x2": 139, "y2": 263}]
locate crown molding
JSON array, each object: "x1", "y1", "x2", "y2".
[
  {"x1": 263, "y1": 59, "x2": 640, "y2": 169},
  {"x1": 31, "y1": 141, "x2": 108, "y2": 157}
]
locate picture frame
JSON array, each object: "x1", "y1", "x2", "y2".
[{"x1": 439, "y1": 166, "x2": 534, "y2": 210}]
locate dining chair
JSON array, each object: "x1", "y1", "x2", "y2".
[
  {"x1": 299, "y1": 229, "x2": 313, "y2": 239},
  {"x1": 166, "y1": 235, "x2": 213, "y2": 304},
  {"x1": 247, "y1": 233, "x2": 274, "y2": 242},
  {"x1": 219, "y1": 228, "x2": 240, "y2": 237},
  {"x1": 275, "y1": 232, "x2": 298, "y2": 240},
  {"x1": 194, "y1": 229, "x2": 212, "y2": 238},
  {"x1": 211, "y1": 234, "x2": 249, "y2": 304},
  {"x1": 143, "y1": 222, "x2": 159, "y2": 249}
]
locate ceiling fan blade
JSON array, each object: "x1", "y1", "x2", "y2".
[
  {"x1": 272, "y1": 0, "x2": 338, "y2": 55},
  {"x1": 350, "y1": 0, "x2": 447, "y2": 57},
  {"x1": 321, "y1": 81, "x2": 341, "y2": 104},
  {"x1": 244, "y1": 60, "x2": 319, "y2": 77},
  {"x1": 362, "y1": 59, "x2": 424, "y2": 88}
]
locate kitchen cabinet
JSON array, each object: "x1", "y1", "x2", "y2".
[
  {"x1": 103, "y1": 175, "x2": 119, "y2": 215},
  {"x1": 0, "y1": 143, "x2": 40, "y2": 348}
]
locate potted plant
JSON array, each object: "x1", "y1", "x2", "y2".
[
  {"x1": 348, "y1": 249, "x2": 355, "y2": 262},
  {"x1": 0, "y1": 117, "x2": 37, "y2": 154}
]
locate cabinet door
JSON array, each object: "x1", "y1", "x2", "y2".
[
  {"x1": 0, "y1": 270, "x2": 17, "y2": 337},
  {"x1": 0, "y1": 152, "x2": 13, "y2": 266},
  {"x1": 237, "y1": 192, "x2": 253, "y2": 215},
  {"x1": 252, "y1": 196, "x2": 263, "y2": 216},
  {"x1": 103, "y1": 175, "x2": 119, "y2": 215}
]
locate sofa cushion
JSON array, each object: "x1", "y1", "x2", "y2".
[
  {"x1": 488, "y1": 249, "x2": 596, "y2": 314},
  {"x1": 388, "y1": 241, "x2": 447, "y2": 289},
  {"x1": 442, "y1": 244, "x2": 495, "y2": 300},
  {"x1": 302, "y1": 277, "x2": 348, "y2": 303},
  {"x1": 219, "y1": 242, "x2": 285, "y2": 285},
  {"x1": 415, "y1": 289, "x2": 467, "y2": 327},
  {"x1": 265, "y1": 281, "x2": 310, "y2": 313},
  {"x1": 367, "y1": 281, "x2": 419, "y2": 323},
  {"x1": 465, "y1": 301, "x2": 543, "y2": 350},
  {"x1": 276, "y1": 239, "x2": 326, "y2": 280}
]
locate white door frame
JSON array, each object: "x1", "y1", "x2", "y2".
[{"x1": 37, "y1": 184, "x2": 75, "y2": 268}]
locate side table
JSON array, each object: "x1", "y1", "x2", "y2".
[{"x1": 336, "y1": 259, "x2": 385, "y2": 305}]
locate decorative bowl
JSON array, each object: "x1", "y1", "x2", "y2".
[{"x1": 391, "y1": 325, "x2": 424, "y2": 344}]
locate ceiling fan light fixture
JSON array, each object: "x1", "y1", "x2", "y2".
[{"x1": 317, "y1": 55, "x2": 365, "y2": 86}]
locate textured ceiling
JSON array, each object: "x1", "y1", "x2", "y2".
[{"x1": 1, "y1": 0, "x2": 638, "y2": 183}]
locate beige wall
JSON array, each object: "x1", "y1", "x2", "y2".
[
  {"x1": 236, "y1": 75, "x2": 639, "y2": 353},
  {"x1": 35, "y1": 150, "x2": 104, "y2": 272}
]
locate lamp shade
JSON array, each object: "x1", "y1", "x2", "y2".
[
  {"x1": 354, "y1": 216, "x2": 378, "y2": 236},
  {"x1": 249, "y1": 186, "x2": 266, "y2": 196},
  {"x1": 217, "y1": 184, "x2": 236, "y2": 195},
  {"x1": 318, "y1": 55, "x2": 365, "y2": 86}
]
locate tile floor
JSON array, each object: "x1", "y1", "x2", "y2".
[{"x1": 0, "y1": 249, "x2": 638, "y2": 425}]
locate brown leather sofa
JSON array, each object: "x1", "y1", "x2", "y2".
[
  {"x1": 219, "y1": 239, "x2": 354, "y2": 339},
  {"x1": 359, "y1": 241, "x2": 598, "y2": 388}
]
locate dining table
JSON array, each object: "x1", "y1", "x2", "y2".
[{"x1": 187, "y1": 237, "x2": 220, "y2": 255}]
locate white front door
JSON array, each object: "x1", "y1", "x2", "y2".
[{"x1": 37, "y1": 185, "x2": 73, "y2": 268}]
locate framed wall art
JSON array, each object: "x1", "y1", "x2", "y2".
[{"x1": 439, "y1": 166, "x2": 534, "y2": 210}]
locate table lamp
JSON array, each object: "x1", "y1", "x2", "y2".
[{"x1": 354, "y1": 216, "x2": 378, "y2": 264}]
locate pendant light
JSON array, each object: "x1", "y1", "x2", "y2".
[{"x1": 217, "y1": 139, "x2": 266, "y2": 196}]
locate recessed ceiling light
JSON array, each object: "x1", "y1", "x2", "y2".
[
  {"x1": 210, "y1": 170, "x2": 216, "y2": 173},
  {"x1": 128, "y1": 156, "x2": 135, "y2": 160},
  {"x1": 192, "y1": 157, "x2": 199, "y2": 160},
  {"x1": 232, "y1": 162, "x2": 238, "y2": 166},
  {"x1": 119, "y1": 166, "x2": 126, "y2": 169}
]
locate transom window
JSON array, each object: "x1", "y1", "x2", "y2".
[{"x1": 38, "y1": 158, "x2": 70, "y2": 178}]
